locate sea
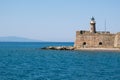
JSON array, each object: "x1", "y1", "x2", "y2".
[{"x1": 0, "y1": 42, "x2": 120, "y2": 80}]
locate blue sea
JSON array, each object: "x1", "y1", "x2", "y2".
[{"x1": 0, "y1": 42, "x2": 120, "y2": 80}]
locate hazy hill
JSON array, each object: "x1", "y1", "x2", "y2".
[{"x1": 0, "y1": 36, "x2": 42, "y2": 42}]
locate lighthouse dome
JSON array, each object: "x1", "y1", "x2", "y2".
[{"x1": 90, "y1": 17, "x2": 96, "y2": 24}]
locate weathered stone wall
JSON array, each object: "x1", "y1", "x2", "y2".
[
  {"x1": 74, "y1": 31, "x2": 115, "y2": 49},
  {"x1": 114, "y1": 33, "x2": 120, "y2": 48}
]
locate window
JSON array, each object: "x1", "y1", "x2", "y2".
[
  {"x1": 99, "y1": 42, "x2": 102, "y2": 45},
  {"x1": 83, "y1": 42, "x2": 86, "y2": 45}
]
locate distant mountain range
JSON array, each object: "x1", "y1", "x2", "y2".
[{"x1": 0, "y1": 36, "x2": 42, "y2": 42}]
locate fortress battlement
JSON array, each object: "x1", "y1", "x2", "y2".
[{"x1": 76, "y1": 31, "x2": 111, "y2": 35}]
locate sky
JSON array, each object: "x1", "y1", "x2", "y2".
[{"x1": 0, "y1": 0, "x2": 120, "y2": 42}]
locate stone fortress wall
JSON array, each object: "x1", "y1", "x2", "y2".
[
  {"x1": 74, "y1": 17, "x2": 120, "y2": 49},
  {"x1": 114, "y1": 32, "x2": 120, "y2": 48}
]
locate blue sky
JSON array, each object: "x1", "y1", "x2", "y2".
[{"x1": 0, "y1": 0, "x2": 120, "y2": 42}]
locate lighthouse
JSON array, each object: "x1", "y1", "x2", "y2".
[{"x1": 90, "y1": 17, "x2": 96, "y2": 33}]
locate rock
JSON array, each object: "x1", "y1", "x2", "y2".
[{"x1": 41, "y1": 46, "x2": 74, "y2": 50}]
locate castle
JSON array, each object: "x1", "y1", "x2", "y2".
[{"x1": 74, "y1": 17, "x2": 120, "y2": 49}]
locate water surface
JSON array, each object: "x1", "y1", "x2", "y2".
[{"x1": 0, "y1": 42, "x2": 120, "y2": 80}]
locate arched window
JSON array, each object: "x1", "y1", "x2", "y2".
[
  {"x1": 83, "y1": 42, "x2": 86, "y2": 45},
  {"x1": 99, "y1": 42, "x2": 102, "y2": 45}
]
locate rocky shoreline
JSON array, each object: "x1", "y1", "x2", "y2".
[
  {"x1": 41, "y1": 46, "x2": 74, "y2": 50},
  {"x1": 41, "y1": 46, "x2": 120, "y2": 51}
]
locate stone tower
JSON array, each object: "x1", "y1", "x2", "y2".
[{"x1": 90, "y1": 17, "x2": 96, "y2": 33}]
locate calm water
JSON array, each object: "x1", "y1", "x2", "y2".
[{"x1": 0, "y1": 42, "x2": 120, "y2": 80}]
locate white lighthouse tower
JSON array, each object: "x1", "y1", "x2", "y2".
[{"x1": 90, "y1": 17, "x2": 96, "y2": 33}]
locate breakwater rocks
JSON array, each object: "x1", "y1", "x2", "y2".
[{"x1": 41, "y1": 46, "x2": 74, "y2": 50}]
